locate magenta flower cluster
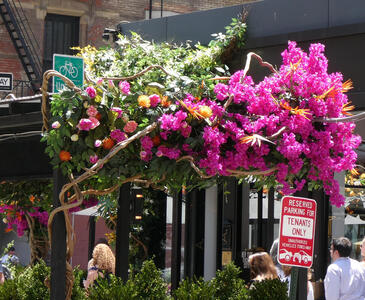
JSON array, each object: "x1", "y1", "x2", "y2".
[
  {"x1": 0, "y1": 205, "x2": 49, "y2": 237},
  {"x1": 155, "y1": 42, "x2": 360, "y2": 206}
]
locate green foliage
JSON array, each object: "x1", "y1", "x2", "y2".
[
  {"x1": 248, "y1": 278, "x2": 289, "y2": 300},
  {"x1": 87, "y1": 260, "x2": 169, "y2": 300},
  {"x1": 16, "y1": 260, "x2": 50, "y2": 300},
  {"x1": 87, "y1": 275, "x2": 129, "y2": 300},
  {"x1": 128, "y1": 259, "x2": 169, "y2": 299},
  {"x1": 0, "y1": 277, "x2": 20, "y2": 300},
  {"x1": 211, "y1": 263, "x2": 248, "y2": 300},
  {"x1": 173, "y1": 277, "x2": 215, "y2": 300},
  {"x1": 71, "y1": 266, "x2": 87, "y2": 300}
]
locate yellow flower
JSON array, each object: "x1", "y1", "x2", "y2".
[
  {"x1": 199, "y1": 106, "x2": 213, "y2": 119},
  {"x1": 138, "y1": 95, "x2": 151, "y2": 108}
]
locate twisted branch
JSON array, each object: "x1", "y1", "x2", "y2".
[
  {"x1": 176, "y1": 156, "x2": 214, "y2": 179},
  {"x1": 41, "y1": 70, "x2": 82, "y2": 132},
  {"x1": 227, "y1": 167, "x2": 278, "y2": 176},
  {"x1": 241, "y1": 52, "x2": 278, "y2": 83}
]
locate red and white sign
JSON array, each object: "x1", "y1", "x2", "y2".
[{"x1": 278, "y1": 196, "x2": 317, "y2": 268}]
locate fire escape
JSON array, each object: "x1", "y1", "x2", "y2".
[{"x1": 0, "y1": 0, "x2": 42, "y2": 93}]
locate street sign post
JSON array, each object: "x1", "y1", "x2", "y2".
[
  {"x1": 278, "y1": 196, "x2": 317, "y2": 268},
  {"x1": 0, "y1": 73, "x2": 13, "y2": 91},
  {"x1": 53, "y1": 54, "x2": 84, "y2": 93}
]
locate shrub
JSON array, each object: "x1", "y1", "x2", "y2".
[
  {"x1": 173, "y1": 277, "x2": 215, "y2": 300},
  {"x1": 129, "y1": 259, "x2": 169, "y2": 299},
  {"x1": 71, "y1": 266, "x2": 87, "y2": 300},
  {"x1": 212, "y1": 263, "x2": 248, "y2": 300},
  {"x1": 87, "y1": 274, "x2": 133, "y2": 300},
  {"x1": 0, "y1": 278, "x2": 20, "y2": 300},
  {"x1": 248, "y1": 278, "x2": 289, "y2": 300},
  {"x1": 16, "y1": 260, "x2": 50, "y2": 300}
]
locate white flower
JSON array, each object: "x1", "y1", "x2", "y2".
[{"x1": 71, "y1": 134, "x2": 79, "y2": 142}]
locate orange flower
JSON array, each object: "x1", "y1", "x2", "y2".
[
  {"x1": 342, "y1": 79, "x2": 353, "y2": 93},
  {"x1": 138, "y1": 95, "x2": 151, "y2": 108},
  {"x1": 285, "y1": 58, "x2": 302, "y2": 77},
  {"x1": 350, "y1": 168, "x2": 360, "y2": 176},
  {"x1": 29, "y1": 195, "x2": 35, "y2": 203},
  {"x1": 5, "y1": 228, "x2": 12, "y2": 233},
  {"x1": 59, "y1": 150, "x2": 71, "y2": 161},
  {"x1": 342, "y1": 102, "x2": 355, "y2": 116},
  {"x1": 152, "y1": 135, "x2": 161, "y2": 147},
  {"x1": 103, "y1": 138, "x2": 115, "y2": 150},
  {"x1": 199, "y1": 106, "x2": 212, "y2": 119},
  {"x1": 161, "y1": 96, "x2": 171, "y2": 108}
]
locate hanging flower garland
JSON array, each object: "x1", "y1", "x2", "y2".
[{"x1": 42, "y1": 41, "x2": 360, "y2": 207}]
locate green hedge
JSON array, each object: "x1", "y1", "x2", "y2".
[{"x1": 0, "y1": 260, "x2": 288, "y2": 299}]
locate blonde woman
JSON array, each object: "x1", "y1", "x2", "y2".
[
  {"x1": 83, "y1": 243, "x2": 115, "y2": 289},
  {"x1": 249, "y1": 252, "x2": 278, "y2": 284}
]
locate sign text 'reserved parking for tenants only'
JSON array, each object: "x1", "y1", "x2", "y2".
[{"x1": 278, "y1": 196, "x2": 316, "y2": 268}]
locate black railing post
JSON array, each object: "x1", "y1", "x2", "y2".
[
  {"x1": 50, "y1": 168, "x2": 66, "y2": 300},
  {"x1": 88, "y1": 216, "x2": 96, "y2": 261},
  {"x1": 115, "y1": 183, "x2": 131, "y2": 281},
  {"x1": 171, "y1": 191, "x2": 182, "y2": 290}
]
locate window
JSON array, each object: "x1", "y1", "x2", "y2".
[{"x1": 43, "y1": 14, "x2": 80, "y2": 73}]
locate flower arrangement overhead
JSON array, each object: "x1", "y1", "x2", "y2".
[{"x1": 42, "y1": 35, "x2": 360, "y2": 208}]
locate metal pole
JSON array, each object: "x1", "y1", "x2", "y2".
[
  {"x1": 161, "y1": 0, "x2": 163, "y2": 18},
  {"x1": 115, "y1": 183, "x2": 131, "y2": 281},
  {"x1": 149, "y1": 0, "x2": 152, "y2": 19},
  {"x1": 171, "y1": 191, "x2": 182, "y2": 290},
  {"x1": 88, "y1": 216, "x2": 96, "y2": 261},
  {"x1": 50, "y1": 169, "x2": 66, "y2": 300}
]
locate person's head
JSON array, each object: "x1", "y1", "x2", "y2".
[
  {"x1": 8, "y1": 247, "x2": 15, "y2": 254},
  {"x1": 92, "y1": 244, "x2": 115, "y2": 274},
  {"x1": 330, "y1": 237, "x2": 352, "y2": 261},
  {"x1": 249, "y1": 252, "x2": 278, "y2": 281},
  {"x1": 270, "y1": 239, "x2": 279, "y2": 265}
]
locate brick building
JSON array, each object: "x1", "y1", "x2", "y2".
[{"x1": 0, "y1": 0, "x2": 251, "y2": 96}]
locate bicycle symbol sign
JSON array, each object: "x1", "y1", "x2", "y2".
[{"x1": 53, "y1": 54, "x2": 84, "y2": 93}]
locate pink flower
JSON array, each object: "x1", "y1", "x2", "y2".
[
  {"x1": 124, "y1": 120, "x2": 138, "y2": 133},
  {"x1": 111, "y1": 107, "x2": 123, "y2": 118},
  {"x1": 85, "y1": 86, "x2": 96, "y2": 98},
  {"x1": 89, "y1": 154, "x2": 98, "y2": 164},
  {"x1": 108, "y1": 80, "x2": 115, "y2": 89},
  {"x1": 94, "y1": 140, "x2": 102, "y2": 147},
  {"x1": 110, "y1": 129, "x2": 127, "y2": 142},
  {"x1": 96, "y1": 78, "x2": 103, "y2": 86},
  {"x1": 77, "y1": 117, "x2": 99, "y2": 131},
  {"x1": 87, "y1": 105, "x2": 98, "y2": 117},
  {"x1": 119, "y1": 80, "x2": 130, "y2": 95},
  {"x1": 149, "y1": 94, "x2": 161, "y2": 107},
  {"x1": 52, "y1": 121, "x2": 61, "y2": 129}
]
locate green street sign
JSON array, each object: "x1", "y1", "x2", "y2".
[{"x1": 53, "y1": 54, "x2": 84, "y2": 93}]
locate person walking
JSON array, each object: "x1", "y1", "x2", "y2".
[{"x1": 324, "y1": 237, "x2": 365, "y2": 300}]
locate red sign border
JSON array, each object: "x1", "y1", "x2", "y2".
[{"x1": 278, "y1": 196, "x2": 317, "y2": 268}]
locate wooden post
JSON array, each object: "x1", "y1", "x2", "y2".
[
  {"x1": 115, "y1": 183, "x2": 131, "y2": 281},
  {"x1": 50, "y1": 169, "x2": 66, "y2": 300},
  {"x1": 171, "y1": 191, "x2": 182, "y2": 290}
]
